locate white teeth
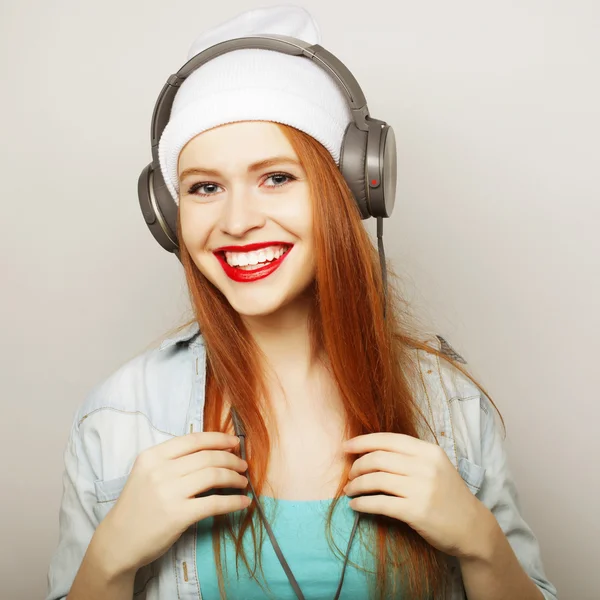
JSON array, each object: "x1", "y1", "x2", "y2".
[{"x1": 223, "y1": 244, "x2": 289, "y2": 267}]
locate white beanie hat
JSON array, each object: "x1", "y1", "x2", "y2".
[{"x1": 157, "y1": 5, "x2": 353, "y2": 204}]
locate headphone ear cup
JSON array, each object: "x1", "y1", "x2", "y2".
[
  {"x1": 339, "y1": 122, "x2": 370, "y2": 219},
  {"x1": 369, "y1": 124, "x2": 397, "y2": 218},
  {"x1": 138, "y1": 163, "x2": 180, "y2": 253}
]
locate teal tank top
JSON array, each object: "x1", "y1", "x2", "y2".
[{"x1": 195, "y1": 494, "x2": 381, "y2": 599}]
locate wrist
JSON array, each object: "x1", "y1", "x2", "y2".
[
  {"x1": 459, "y1": 501, "x2": 502, "y2": 563},
  {"x1": 88, "y1": 522, "x2": 138, "y2": 582}
]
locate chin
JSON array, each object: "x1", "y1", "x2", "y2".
[{"x1": 228, "y1": 296, "x2": 288, "y2": 318}]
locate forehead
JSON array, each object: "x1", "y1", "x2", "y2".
[{"x1": 177, "y1": 121, "x2": 297, "y2": 176}]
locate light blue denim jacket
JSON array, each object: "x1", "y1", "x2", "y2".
[{"x1": 45, "y1": 322, "x2": 558, "y2": 600}]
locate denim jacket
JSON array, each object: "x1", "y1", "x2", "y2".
[{"x1": 45, "y1": 321, "x2": 558, "y2": 600}]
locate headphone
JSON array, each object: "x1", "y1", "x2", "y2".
[{"x1": 137, "y1": 34, "x2": 398, "y2": 263}]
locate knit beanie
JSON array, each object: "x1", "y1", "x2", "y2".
[{"x1": 157, "y1": 5, "x2": 353, "y2": 204}]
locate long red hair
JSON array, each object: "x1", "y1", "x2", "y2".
[{"x1": 169, "y1": 123, "x2": 500, "y2": 599}]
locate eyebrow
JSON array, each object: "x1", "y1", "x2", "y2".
[{"x1": 179, "y1": 156, "x2": 302, "y2": 181}]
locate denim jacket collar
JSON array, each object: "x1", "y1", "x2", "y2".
[{"x1": 159, "y1": 321, "x2": 201, "y2": 351}]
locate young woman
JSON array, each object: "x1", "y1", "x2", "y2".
[{"x1": 45, "y1": 6, "x2": 557, "y2": 600}]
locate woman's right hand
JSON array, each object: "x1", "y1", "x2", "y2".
[{"x1": 93, "y1": 431, "x2": 250, "y2": 577}]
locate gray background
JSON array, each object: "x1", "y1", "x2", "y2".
[{"x1": 1, "y1": 1, "x2": 598, "y2": 598}]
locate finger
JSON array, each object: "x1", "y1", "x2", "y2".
[
  {"x1": 345, "y1": 471, "x2": 411, "y2": 499},
  {"x1": 179, "y1": 467, "x2": 249, "y2": 499},
  {"x1": 343, "y1": 432, "x2": 432, "y2": 456},
  {"x1": 347, "y1": 450, "x2": 416, "y2": 481},
  {"x1": 348, "y1": 494, "x2": 410, "y2": 522},
  {"x1": 188, "y1": 494, "x2": 252, "y2": 522},
  {"x1": 157, "y1": 432, "x2": 240, "y2": 461},
  {"x1": 172, "y1": 449, "x2": 248, "y2": 477}
]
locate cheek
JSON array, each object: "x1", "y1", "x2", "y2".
[
  {"x1": 179, "y1": 209, "x2": 222, "y2": 282},
  {"x1": 272, "y1": 195, "x2": 313, "y2": 240},
  {"x1": 179, "y1": 206, "x2": 213, "y2": 252}
]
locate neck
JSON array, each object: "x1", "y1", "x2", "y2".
[
  {"x1": 238, "y1": 291, "x2": 345, "y2": 427},
  {"x1": 240, "y1": 290, "x2": 323, "y2": 384}
]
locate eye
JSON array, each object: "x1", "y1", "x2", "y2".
[
  {"x1": 264, "y1": 172, "x2": 297, "y2": 188},
  {"x1": 186, "y1": 172, "x2": 297, "y2": 198},
  {"x1": 186, "y1": 182, "x2": 223, "y2": 197}
]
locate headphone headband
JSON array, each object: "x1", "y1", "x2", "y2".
[{"x1": 149, "y1": 34, "x2": 370, "y2": 163}]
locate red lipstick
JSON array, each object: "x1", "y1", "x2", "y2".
[
  {"x1": 215, "y1": 241, "x2": 290, "y2": 252},
  {"x1": 214, "y1": 243, "x2": 292, "y2": 283}
]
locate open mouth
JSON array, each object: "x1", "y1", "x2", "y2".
[{"x1": 214, "y1": 243, "x2": 293, "y2": 283}]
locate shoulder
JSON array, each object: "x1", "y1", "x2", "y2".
[
  {"x1": 408, "y1": 334, "x2": 483, "y2": 422},
  {"x1": 68, "y1": 322, "x2": 206, "y2": 483},
  {"x1": 74, "y1": 321, "x2": 205, "y2": 437}
]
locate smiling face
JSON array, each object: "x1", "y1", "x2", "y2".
[{"x1": 177, "y1": 121, "x2": 315, "y2": 318}]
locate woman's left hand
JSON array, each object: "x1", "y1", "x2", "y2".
[{"x1": 342, "y1": 432, "x2": 492, "y2": 559}]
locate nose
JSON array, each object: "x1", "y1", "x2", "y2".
[{"x1": 218, "y1": 188, "x2": 266, "y2": 237}]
